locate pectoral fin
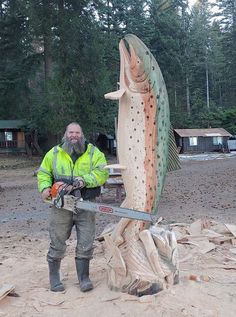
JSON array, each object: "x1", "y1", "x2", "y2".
[
  {"x1": 104, "y1": 164, "x2": 127, "y2": 170},
  {"x1": 104, "y1": 89, "x2": 126, "y2": 100}
]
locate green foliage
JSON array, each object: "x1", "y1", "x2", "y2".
[
  {"x1": 0, "y1": 1, "x2": 39, "y2": 118},
  {"x1": 0, "y1": 0, "x2": 235, "y2": 144}
]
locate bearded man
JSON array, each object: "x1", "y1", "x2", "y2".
[{"x1": 37, "y1": 122, "x2": 109, "y2": 292}]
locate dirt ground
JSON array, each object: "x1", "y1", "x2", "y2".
[{"x1": 1, "y1": 154, "x2": 236, "y2": 317}]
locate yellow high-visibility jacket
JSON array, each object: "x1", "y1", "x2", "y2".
[{"x1": 37, "y1": 143, "x2": 109, "y2": 193}]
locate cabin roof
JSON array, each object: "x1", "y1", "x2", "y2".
[
  {"x1": 0, "y1": 120, "x2": 25, "y2": 129},
  {"x1": 174, "y1": 128, "x2": 232, "y2": 138}
]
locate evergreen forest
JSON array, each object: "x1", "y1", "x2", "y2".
[{"x1": 0, "y1": 0, "x2": 235, "y2": 140}]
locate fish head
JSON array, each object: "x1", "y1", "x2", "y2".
[{"x1": 119, "y1": 34, "x2": 153, "y2": 92}]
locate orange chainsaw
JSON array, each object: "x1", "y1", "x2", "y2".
[{"x1": 45, "y1": 182, "x2": 153, "y2": 222}]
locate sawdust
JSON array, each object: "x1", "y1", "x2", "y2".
[{"x1": 1, "y1": 155, "x2": 236, "y2": 317}]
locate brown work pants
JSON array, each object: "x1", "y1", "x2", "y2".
[{"x1": 47, "y1": 206, "x2": 95, "y2": 261}]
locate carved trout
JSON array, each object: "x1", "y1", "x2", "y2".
[{"x1": 105, "y1": 34, "x2": 180, "y2": 214}]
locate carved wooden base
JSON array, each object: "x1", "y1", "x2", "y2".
[{"x1": 104, "y1": 219, "x2": 179, "y2": 296}]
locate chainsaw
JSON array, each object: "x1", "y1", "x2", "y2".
[{"x1": 45, "y1": 182, "x2": 153, "y2": 222}]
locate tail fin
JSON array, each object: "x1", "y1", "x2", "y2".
[{"x1": 167, "y1": 126, "x2": 181, "y2": 172}]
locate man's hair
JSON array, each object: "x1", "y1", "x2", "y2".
[
  {"x1": 65, "y1": 122, "x2": 82, "y2": 133},
  {"x1": 62, "y1": 122, "x2": 84, "y2": 139}
]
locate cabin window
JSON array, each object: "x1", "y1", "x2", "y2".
[
  {"x1": 189, "y1": 137, "x2": 198, "y2": 146},
  {"x1": 213, "y1": 136, "x2": 223, "y2": 145},
  {"x1": 5, "y1": 131, "x2": 13, "y2": 141},
  {"x1": 0, "y1": 132, "x2": 4, "y2": 141}
]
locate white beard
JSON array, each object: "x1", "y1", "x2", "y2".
[{"x1": 61, "y1": 136, "x2": 85, "y2": 155}]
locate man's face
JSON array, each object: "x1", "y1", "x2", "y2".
[{"x1": 66, "y1": 124, "x2": 82, "y2": 144}]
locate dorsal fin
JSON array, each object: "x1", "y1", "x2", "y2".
[{"x1": 167, "y1": 126, "x2": 181, "y2": 172}]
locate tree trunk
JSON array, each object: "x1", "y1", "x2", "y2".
[
  {"x1": 186, "y1": 74, "x2": 191, "y2": 116},
  {"x1": 32, "y1": 130, "x2": 43, "y2": 155},
  {"x1": 174, "y1": 82, "x2": 177, "y2": 108},
  {"x1": 42, "y1": 0, "x2": 53, "y2": 84},
  {"x1": 206, "y1": 62, "x2": 210, "y2": 109}
]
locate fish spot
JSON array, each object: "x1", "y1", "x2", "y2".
[
  {"x1": 131, "y1": 106, "x2": 134, "y2": 109},
  {"x1": 132, "y1": 118, "x2": 134, "y2": 122},
  {"x1": 149, "y1": 133, "x2": 152, "y2": 137},
  {"x1": 150, "y1": 105, "x2": 153, "y2": 108},
  {"x1": 130, "y1": 136, "x2": 132, "y2": 139},
  {"x1": 146, "y1": 116, "x2": 149, "y2": 119},
  {"x1": 141, "y1": 102, "x2": 144, "y2": 105},
  {"x1": 154, "y1": 121, "x2": 156, "y2": 125},
  {"x1": 137, "y1": 111, "x2": 140, "y2": 114},
  {"x1": 129, "y1": 148, "x2": 131, "y2": 151},
  {"x1": 134, "y1": 128, "x2": 136, "y2": 131},
  {"x1": 156, "y1": 94, "x2": 160, "y2": 99},
  {"x1": 146, "y1": 51, "x2": 149, "y2": 55},
  {"x1": 152, "y1": 66, "x2": 155, "y2": 70},
  {"x1": 137, "y1": 139, "x2": 140, "y2": 143}
]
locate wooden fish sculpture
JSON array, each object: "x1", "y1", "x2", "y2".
[
  {"x1": 105, "y1": 34, "x2": 180, "y2": 214},
  {"x1": 104, "y1": 34, "x2": 180, "y2": 295}
]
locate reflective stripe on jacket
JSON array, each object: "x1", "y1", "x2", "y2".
[{"x1": 37, "y1": 143, "x2": 109, "y2": 193}]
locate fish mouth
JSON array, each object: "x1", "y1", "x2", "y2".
[{"x1": 120, "y1": 35, "x2": 151, "y2": 85}]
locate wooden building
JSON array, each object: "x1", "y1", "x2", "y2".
[
  {"x1": 0, "y1": 120, "x2": 26, "y2": 154},
  {"x1": 174, "y1": 128, "x2": 232, "y2": 154}
]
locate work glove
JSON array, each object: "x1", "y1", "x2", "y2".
[{"x1": 73, "y1": 176, "x2": 85, "y2": 188}]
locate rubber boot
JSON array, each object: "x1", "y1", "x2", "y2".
[
  {"x1": 48, "y1": 259, "x2": 65, "y2": 292},
  {"x1": 75, "y1": 258, "x2": 93, "y2": 292}
]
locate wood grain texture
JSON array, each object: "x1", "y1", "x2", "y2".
[{"x1": 104, "y1": 34, "x2": 179, "y2": 295}]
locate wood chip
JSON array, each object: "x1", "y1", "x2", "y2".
[
  {"x1": 139, "y1": 295, "x2": 154, "y2": 303},
  {"x1": 188, "y1": 219, "x2": 202, "y2": 235},
  {"x1": 0, "y1": 284, "x2": 15, "y2": 301},
  {"x1": 225, "y1": 224, "x2": 236, "y2": 237},
  {"x1": 100, "y1": 294, "x2": 121, "y2": 302}
]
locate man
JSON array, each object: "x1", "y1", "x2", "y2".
[{"x1": 37, "y1": 122, "x2": 109, "y2": 292}]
